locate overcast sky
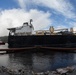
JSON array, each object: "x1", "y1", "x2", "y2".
[{"x1": 0, "y1": 0, "x2": 76, "y2": 36}]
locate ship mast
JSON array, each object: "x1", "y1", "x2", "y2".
[{"x1": 30, "y1": 19, "x2": 34, "y2": 30}]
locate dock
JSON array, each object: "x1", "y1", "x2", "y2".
[
  {"x1": 0, "y1": 47, "x2": 35, "y2": 52},
  {"x1": 0, "y1": 46, "x2": 76, "y2": 53}
]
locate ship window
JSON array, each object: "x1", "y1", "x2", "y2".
[{"x1": 23, "y1": 22, "x2": 28, "y2": 26}]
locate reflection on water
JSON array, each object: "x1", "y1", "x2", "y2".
[
  {"x1": 32, "y1": 52, "x2": 76, "y2": 72},
  {"x1": 0, "y1": 54, "x2": 9, "y2": 67},
  {"x1": 0, "y1": 51, "x2": 76, "y2": 72},
  {"x1": 32, "y1": 53, "x2": 51, "y2": 72},
  {"x1": 0, "y1": 44, "x2": 76, "y2": 72}
]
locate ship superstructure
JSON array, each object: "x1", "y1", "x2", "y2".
[
  {"x1": 8, "y1": 20, "x2": 74, "y2": 36},
  {"x1": 8, "y1": 19, "x2": 34, "y2": 36}
]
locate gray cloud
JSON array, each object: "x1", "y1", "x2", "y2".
[{"x1": 17, "y1": 0, "x2": 76, "y2": 18}]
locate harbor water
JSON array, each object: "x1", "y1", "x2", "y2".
[{"x1": 0, "y1": 44, "x2": 76, "y2": 72}]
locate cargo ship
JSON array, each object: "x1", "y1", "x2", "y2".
[{"x1": 7, "y1": 19, "x2": 76, "y2": 49}]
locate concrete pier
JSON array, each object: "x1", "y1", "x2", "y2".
[{"x1": 0, "y1": 46, "x2": 76, "y2": 52}]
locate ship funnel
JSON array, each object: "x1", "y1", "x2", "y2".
[
  {"x1": 30, "y1": 19, "x2": 33, "y2": 25},
  {"x1": 29, "y1": 19, "x2": 34, "y2": 30},
  {"x1": 49, "y1": 26, "x2": 54, "y2": 33}
]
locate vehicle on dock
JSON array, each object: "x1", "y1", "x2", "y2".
[
  {"x1": 0, "y1": 40, "x2": 5, "y2": 45},
  {"x1": 7, "y1": 19, "x2": 76, "y2": 49}
]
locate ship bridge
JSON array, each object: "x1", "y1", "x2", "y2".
[{"x1": 7, "y1": 19, "x2": 34, "y2": 36}]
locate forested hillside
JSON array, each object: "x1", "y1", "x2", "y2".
[{"x1": 0, "y1": 36, "x2": 8, "y2": 43}]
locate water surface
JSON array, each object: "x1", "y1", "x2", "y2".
[{"x1": 0, "y1": 44, "x2": 76, "y2": 72}]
